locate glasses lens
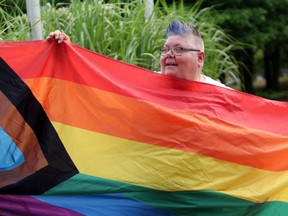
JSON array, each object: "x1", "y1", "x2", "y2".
[
  {"x1": 161, "y1": 47, "x2": 181, "y2": 56},
  {"x1": 161, "y1": 48, "x2": 167, "y2": 55},
  {"x1": 172, "y1": 47, "x2": 182, "y2": 55}
]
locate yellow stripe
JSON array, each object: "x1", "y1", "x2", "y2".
[{"x1": 53, "y1": 122, "x2": 288, "y2": 203}]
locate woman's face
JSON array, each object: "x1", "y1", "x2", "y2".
[{"x1": 160, "y1": 35, "x2": 204, "y2": 81}]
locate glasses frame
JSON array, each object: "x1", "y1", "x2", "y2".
[{"x1": 161, "y1": 47, "x2": 201, "y2": 56}]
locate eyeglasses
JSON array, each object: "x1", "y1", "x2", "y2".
[{"x1": 161, "y1": 47, "x2": 200, "y2": 56}]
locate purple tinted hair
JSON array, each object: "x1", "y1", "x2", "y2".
[{"x1": 166, "y1": 20, "x2": 201, "y2": 38}]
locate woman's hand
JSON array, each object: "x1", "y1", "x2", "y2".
[{"x1": 47, "y1": 30, "x2": 70, "y2": 43}]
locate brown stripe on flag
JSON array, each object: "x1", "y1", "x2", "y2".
[{"x1": 0, "y1": 91, "x2": 48, "y2": 188}]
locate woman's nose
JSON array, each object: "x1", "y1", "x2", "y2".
[{"x1": 166, "y1": 49, "x2": 175, "y2": 57}]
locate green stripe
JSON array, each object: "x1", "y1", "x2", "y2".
[
  {"x1": 44, "y1": 174, "x2": 288, "y2": 216},
  {"x1": 246, "y1": 201, "x2": 288, "y2": 216}
]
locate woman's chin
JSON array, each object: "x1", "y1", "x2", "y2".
[{"x1": 164, "y1": 70, "x2": 178, "y2": 77}]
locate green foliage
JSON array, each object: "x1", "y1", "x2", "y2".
[
  {"x1": 0, "y1": 0, "x2": 26, "y2": 15},
  {"x1": 255, "y1": 76, "x2": 288, "y2": 101},
  {"x1": 201, "y1": 0, "x2": 288, "y2": 92},
  {"x1": 40, "y1": 0, "x2": 71, "y2": 7},
  {"x1": 42, "y1": 0, "x2": 164, "y2": 69},
  {"x1": 0, "y1": 1, "x2": 29, "y2": 41},
  {"x1": 256, "y1": 90, "x2": 288, "y2": 101},
  {"x1": 202, "y1": 0, "x2": 288, "y2": 49},
  {"x1": 0, "y1": 0, "x2": 241, "y2": 84}
]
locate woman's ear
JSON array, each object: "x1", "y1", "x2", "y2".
[{"x1": 198, "y1": 51, "x2": 204, "y2": 62}]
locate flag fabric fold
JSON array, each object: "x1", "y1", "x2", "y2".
[{"x1": 0, "y1": 40, "x2": 288, "y2": 216}]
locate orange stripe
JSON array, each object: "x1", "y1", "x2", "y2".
[{"x1": 26, "y1": 78, "x2": 288, "y2": 171}]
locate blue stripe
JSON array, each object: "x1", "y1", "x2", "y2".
[
  {"x1": 34, "y1": 193, "x2": 175, "y2": 216},
  {"x1": 0, "y1": 127, "x2": 24, "y2": 171}
]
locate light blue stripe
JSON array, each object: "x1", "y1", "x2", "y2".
[
  {"x1": 0, "y1": 127, "x2": 25, "y2": 171},
  {"x1": 34, "y1": 194, "x2": 174, "y2": 216}
]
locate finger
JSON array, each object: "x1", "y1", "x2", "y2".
[
  {"x1": 54, "y1": 30, "x2": 62, "y2": 36},
  {"x1": 47, "y1": 32, "x2": 55, "y2": 40},
  {"x1": 47, "y1": 30, "x2": 59, "y2": 40},
  {"x1": 59, "y1": 34, "x2": 70, "y2": 43},
  {"x1": 47, "y1": 30, "x2": 70, "y2": 43}
]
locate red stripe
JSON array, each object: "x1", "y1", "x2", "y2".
[{"x1": 1, "y1": 41, "x2": 287, "y2": 138}]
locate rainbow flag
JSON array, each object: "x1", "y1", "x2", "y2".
[{"x1": 0, "y1": 40, "x2": 288, "y2": 216}]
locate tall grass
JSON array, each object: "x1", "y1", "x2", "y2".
[
  {"x1": 0, "y1": 0, "x2": 29, "y2": 40},
  {"x1": 42, "y1": 0, "x2": 164, "y2": 69},
  {"x1": 0, "y1": 0, "x2": 241, "y2": 84}
]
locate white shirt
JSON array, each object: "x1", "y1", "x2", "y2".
[
  {"x1": 155, "y1": 71, "x2": 231, "y2": 89},
  {"x1": 201, "y1": 74, "x2": 230, "y2": 88}
]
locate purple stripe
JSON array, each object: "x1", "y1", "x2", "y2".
[{"x1": 0, "y1": 195, "x2": 84, "y2": 216}]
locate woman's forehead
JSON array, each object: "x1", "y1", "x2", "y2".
[{"x1": 164, "y1": 35, "x2": 195, "y2": 46}]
